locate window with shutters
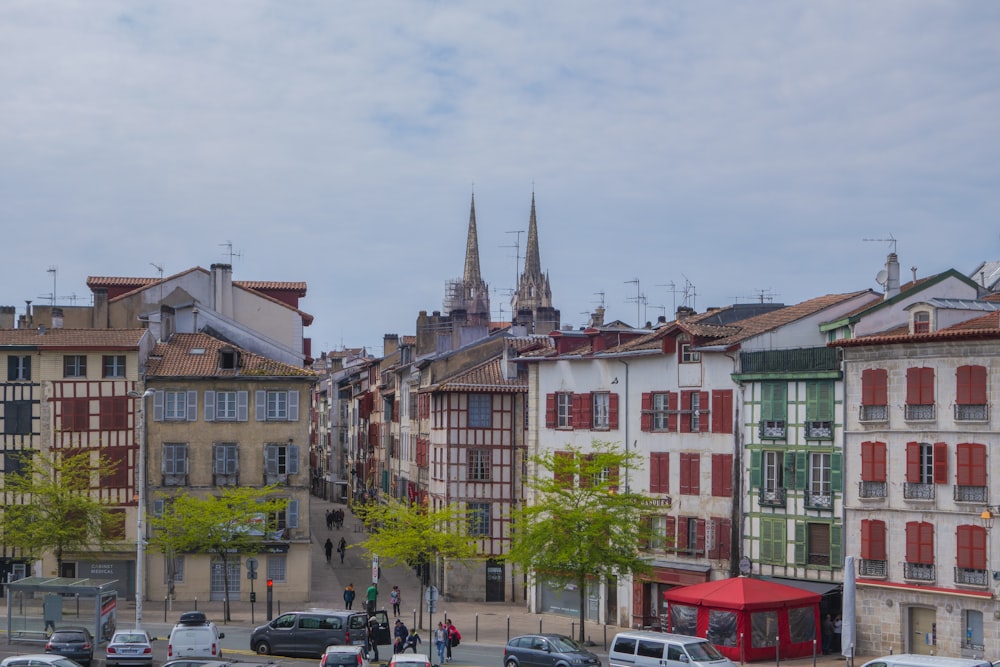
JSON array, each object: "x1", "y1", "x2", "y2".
[
  {"x1": 593, "y1": 392, "x2": 610, "y2": 430},
  {"x1": 650, "y1": 515, "x2": 667, "y2": 551},
  {"x1": 99, "y1": 396, "x2": 128, "y2": 431},
  {"x1": 554, "y1": 450, "x2": 574, "y2": 487},
  {"x1": 652, "y1": 392, "x2": 671, "y2": 431},
  {"x1": 859, "y1": 441, "x2": 887, "y2": 498},
  {"x1": 681, "y1": 391, "x2": 706, "y2": 433},
  {"x1": 265, "y1": 443, "x2": 299, "y2": 483},
  {"x1": 759, "y1": 517, "x2": 786, "y2": 565},
  {"x1": 904, "y1": 441, "x2": 942, "y2": 500},
  {"x1": 7, "y1": 355, "x2": 31, "y2": 381},
  {"x1": 3, "y1": 400, "x2": 33, "y2": 435},
  {"x1": 955, "y1": 443, "x2": 987, "y2": 503},
  {"x1": 759, "y1": 450, "x2": 786, "y2": 507},
  {"x1": 556, "y1": 393, "x2": 573, "y2": 429},
  {"x1": 213, "y1": 443, "x2": 239, "y2": 486},
  {"x1": 859, "y1": 368, "x2": 888, "y2": 422},
  {"x1": 162, "y1": 443, "x2": 188, "y2": 485},
  {"x1": 679, "y1": 453, "x2": 700, "y2": 496},
  {"x1": 904, "y1": 367, "x2": 935, "y2": 421},
  {"x1": 216, "y1": 391, "x2": 238, "y2": 420},
  {"x1": 164, "y1": 391, "x2": 187, "y2": 421},
  {"x1": 468, "y1": 394, "x2": 492, "y2": 428},
  {"x1": 759, "y1": 382, "x2": 786, "y2": 438},
  {"x1": 805, "y1": 522, "x2": 831, "y2": 566},
  {"x1": 650, "y1": 452, "x2": 669, "y2": 494},
  {"x1": 805, "y1": 381, "x2": 834, "y2": 439},
  {"x1": 468, "y1": 448, "x2": 491, "y2": 481},
  {"x1": 805, "y1": 453, "x2": 832, "y2": 510},
  {"x1": 707, "y1": 517, "x2": 731, "y2": 560},
  {"x1": 904, "y1": 521, "x2": 935, "y2": 581},
  {"x1": 912, "y1": 310, "x2": 931, "y2": 334},
  {"x1": 62, "y1": 398, "x2": 89, "y2": 432},
  {"x1": 272, "y1": 498, "x2": 299, "y2": 534},
  {"x1": 102, "y1": 355, "x2": 126, "y2": 378},
  {"x1": 711, "y1": 390, "x2": 733, "y2": 434},
  {"x1": 677, "y1": 516, "x2": 705, "y2": 556},
  {"x1": 859, "y1": 519, "x2": 887, "y2": 577},
  {"x1": 711, "y1": 454, "x2": 732, "y2": 497},
  {"x1": 955, "y1": 365, "x2": 988, "y2": 421},
  {"x1": 63, "y1": 355, "x2": 87, "y2": 378},
  {"x1": 955, "y1": 524, "x2": 988, "y2": 587},
  {"x1": 267, "y1": 391, "x2": 288, "y2": 420},
  {"x1": 100, "y1": 446, "x2": 129, "y2": 488}
]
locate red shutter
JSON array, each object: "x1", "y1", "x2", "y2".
[
  {"x1": 958, "y1": 525, "x2": 987, "y2": 570},
  {"x1": 920, "y1": 368, "x2": 935, "y2": 404},
  {"x1": 708, "y1": 519, "x2": 720, "y2": 560},
  {"x1": 970, "y1": 365, "x2": 987, "y2": 404},
  {"x1": 862, "y1": 441, "x2": 887, "y2": 482},
  {"x1": 573, "y1": 394, "x2": 588, "y2": 430},
  {"x1": 862, "y1": 369, "x2": 888, "y2": 406},
  {"x1": 676, "y1": 517, "x2": 689, "y2": 551},
  {"x1": 665, "y1": 516, "x2": 676, "y2": 551},
  {"x1": 650, "y1": 452, "x2": 669, "y2": 494},
  {"x1": 905, "y1": 522, "x2": 919, "y2": 562},
  {"x1": 667, "y1": 392, "x2": 678, "y2": 431},
  {"x1": 711, "y1": 454, "x2": 723, "y2": 497},
  {"x1": 641, "y1": 392, "x2": 652, "y2": 431},
  {"x1": 956, "y1": 443, "x2": 981, "y2": 486},
  {"x1": 698, "y1": 391, "x2": 709, "y2": 433},
  {"x1": 608, "y1": 464, "x2": 620, "y2": 493},
  {"x1": 580, "y1": 454, "x2": 594, "y2": 488},
  {"x1": 609, "y1": 393, "x2": 619, "y2": 430},
  {"x1": 554, "y1": 450, "x2": 574, "y2": 486},
  {"x1": 861, "y1": 519, "x2": 886, "y2": 560},
  {"x1": 907, "y1": 367, "x2": 934, "y2": 404},
  {"x1": 919, "y1": 523, "x2": 934, "y2": 564},
  {"x1": 933, "y1": 442, "x2": 948, "y2": 484},
  {"x1": 695, "y1": 519, "x2": 706, "y2": 555},
  {"x1": 957, "y1": 525, "x2": 973, "y2": 569},
  {"x1": 545, "y1": 393, "x2": 556, "y2": 429},
  {"x1": 711, "y1": 390, "x2": 733, "y2": 433},
  {"x1": 680, "y1": 391, "x2": 692, "y2": 433},
  {"x1": 712, "y1": 518, "x2": 732, "y2": 560},
  {"x1": 905, "y1": 442, "x2": 921, "y2": 482},
  {"x1": 957, "y1": 365, "x2": 987, "y2": 405},
  {"x1": 679, "y1": 454, "x2": 691, "y2": 495},
  {"x1": 715, "y1": 454, "x2": 733, "y2": 497},
  {"x1": 662, "y1": 336, "x2": 676, "y2": 354},
  {"x1": 690, "y1": 454, "x2": 700, "y2": 495}
]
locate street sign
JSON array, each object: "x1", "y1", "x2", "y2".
[
  {"x1": 372, "y1": 555, "x2": 379, "y2": 584},
  {"x1": 247, "y1": 557, "x2": 258, "y2": 573}
]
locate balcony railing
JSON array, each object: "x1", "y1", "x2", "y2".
[
  {"x1": 904, "y1": 404, "x2": 935, "y2": 421},
  {"x1": 903, "y1": 562, "x2": 935, "y2": 581},
  {"x1": 859, "y1": 404, "x2": 888, "y2": 423},
  {"x1": 759, "y1": 487, "x2": 786, "y2": 507},
  {"x1": 760, "y1": 420, "x2": 786, "y2": 439},
  {"x1": 859, "y1": 559, "x2": 887, "y2": 578},
  {"x1": 904, "y1": 482, "x2": 935, "y2": 500},
  {"x1": 805, "y1": 421, "x2": 833, "y2": 439},
  {"x1": 740, "y1": 347, "x2": 840, "y2": 373},
  {"x1": 954, "y1": 485, "x2": 988, "y2": 503},
  {"x1": 955, "y1": 404, "x2": 989, "y2": 422},
  {"x1": 805, "y1": 491, "x2": 833, "y2": 510},
  {"x1": 859, "y1": 481, "x2": 887, "y2": 499},
  {"x1": 955, "y1": 567, "x2": 988, "y2": 588}
]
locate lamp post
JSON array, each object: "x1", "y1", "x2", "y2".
[{"x1": 128, "y1": 389, "x2": 155, "y2": 630}]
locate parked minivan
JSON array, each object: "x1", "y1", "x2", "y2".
[
  {"x1": 609, "y1": 632, "x2": 737, "y2": 667},
  {"x1": 860, "y1": 655, "x2": 992, "y2": 667},
  {"x1": 167, "y1": 611, "x2": 225, "y2": 660},
  {"x1": 250, "y1": 609, "x2": 371, "y2": 658}
]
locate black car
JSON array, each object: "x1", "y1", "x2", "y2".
[
  {"x1": 45, "y1": 627, "x2": 95, "y2": 667},
  {"x1": 504, "y1": 634, "x2": 602, "y2": 667}
]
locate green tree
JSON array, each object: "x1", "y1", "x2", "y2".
[
  {"x1": 1, "y1": 449, "x2": 120, "y2": 573},
  {"x1": 354, "y1": 499, "x2": 477, "y2": 628},
  {"x1": 505, "y1": 440, "x2": 655, "y2": 643},
  {"x1": 147, "y1": 485, "x2": 288, "y2": 622}
]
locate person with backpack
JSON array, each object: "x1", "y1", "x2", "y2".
[
  {"x1": 393, "y1": 619, "x2": 408, "y2": 654},
  {"x1": 390, "y1": 585, "x2": 402, "y2": 616},
  {"x1": 402, "y1": 629, "x2": 422, "y2": 653},
  {"x1": 445, "y1": 618, "x2": 460, "y2": 662}
]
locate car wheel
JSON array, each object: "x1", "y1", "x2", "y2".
[
  {"x1": 506, "y1": 659, "x2": 519, "y2": 667},
  {"x1": 256, "y1": 641, "x2": 272, "y2": 655}
]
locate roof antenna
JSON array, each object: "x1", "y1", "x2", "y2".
[
  {"x1": 862, "y1": 235, "x2": 897, "y2": 254},
  {"x1": 220, "y1": 241, "x2": 243, "y2": 264}
]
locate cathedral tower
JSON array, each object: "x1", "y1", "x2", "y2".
[{"x1": 512, "y1": 193, "x2": 560, "y2": 334}]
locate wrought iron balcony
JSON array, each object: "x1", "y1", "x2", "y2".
[
  {"x1": 759, "y1": 487, "x2": 786, "y2": 507},
  {"x1": 859, "y1": 404, "x2": 888, "y2": 423},
  {"x1": 954, "y1": 485, "x2": 988, "y2": 503},
  {"x1": 903, "y1": 562, "x2": 935, "y2": 581},
  {"x1": 903, "y1": 482, "x2": 935, "y2": 500},
  {"x1": 859, "y1": 559, "x2": 887, "y2": 578},
  {"x1": 954, "y1": 567, "x2": 988, "y2": 588},
  {"x1": 955, "y1": 404, "x2": 989, "y2": 422},
  {"x1": 904, "y1": 404, "x2": 935, "y2": 421},
  {"x1": 858, "y1": 481, "x2": 887, "y2": 499}
]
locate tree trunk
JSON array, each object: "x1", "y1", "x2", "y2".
[
  {"x1": 577, "y1": 574, "x2": 587, "y2": 643},
  {"x1": 220, "y1": 553, "x2": 232, "y2": 622}
]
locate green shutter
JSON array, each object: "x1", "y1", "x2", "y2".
[
  {"x1": 795, "y1": 451, "x2": 807, "y2": 490},
  {"x1": 774, "y1": 520, "x2": 786, "y2": 565},
  {"x1": 762, "y1": 383, "x2": 787, "y2": 421},
  {"x1": 831, "y1": 523, "x2": 843, "y2": 568},
  {"x1": 760, "y1": 518, "x2": 772, "y2": 562},
  {"x1": 750, "y1": 450, "x2": 762, "y2": 489},
  {"x1": 806, "y1": 381, "x2": 834, "y2": 422},
  {"x1": 794, "y1": 521, "x2": 806, "y2": 565},
  {"x1": 831, "y1": 452, "x2": 843, "y2": 492},
  {"x1": 783, "y1": 451, "x2": 796, "y2": 489}
]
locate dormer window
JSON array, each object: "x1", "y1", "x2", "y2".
[
  {"x1": 912, "y1": 310, "x2": 931, "y2": 334},
  {"x1": 219, "y1": 348, "x2": 239, "y2": 370},
  {"x1": 679, "y1": 335, "x2": 700, "y2": 363}
]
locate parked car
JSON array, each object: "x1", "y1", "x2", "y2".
[
  {"x1": 251, "y1": 609, "x2": 371, "y2": 658},
  {"x1": 608, "y1": 631, "x2": 734, "y2": 667},
  {"x1": 105, "y1": 630, "x2": 155, "y2": 667},
  {"x1": 504, "y1": 634, "x2": 602, "y2": 667},
  {"x1": 320, "y1": 644, "x2": 370, "y2": 667},
  {"x1": 44, "y1": 627, "x2": 95, "y2": 667},
  {"x1": 387, "y1": 654, "x2": 431, "y2": 667},
  {"x1": 167, "y1": 611, "x2": 225, "y2": 659},
  {"x1": 1, "y1": 656, "x2": 83, "y2": 667}
]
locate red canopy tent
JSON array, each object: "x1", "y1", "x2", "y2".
[{"x1": 663, "y1": 577, "x2": 820, "y2": 662}]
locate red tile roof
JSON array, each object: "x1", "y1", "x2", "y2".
[
  {"x1": 833, "y1": 312, "x2": 1000, "y2": 347},
  {"x1": 0, "y1": 328, "x2": 148, "y2": 348},
  {"x1": 146, "y1": 333, "x2": 316, "y2": 378},
  {"x1": 430, "y1": 357, "x2": 526, "y2": 393}
]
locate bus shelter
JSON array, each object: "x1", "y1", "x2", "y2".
[{"x1": 5, "y1": 576, "x2": 119, "y2": 644}]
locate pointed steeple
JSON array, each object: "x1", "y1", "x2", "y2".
[
  {"x1": 512, "y1": 191, "x2": 559, "y2": 333},
  {"x1": 463, "y1": 194, "x2": 483, "y2": 285},
  {"x1": 524, "y1": 192, "x2": 542, "y2": 278}
]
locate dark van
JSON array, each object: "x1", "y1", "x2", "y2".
[{"x1": 250, "y1": 610, "x2": 381, "y2": 658}]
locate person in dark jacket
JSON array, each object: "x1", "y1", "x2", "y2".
[{"x1": 343, "y1": 583, "x2": 356, "y2": 610}]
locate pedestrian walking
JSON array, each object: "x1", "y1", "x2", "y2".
[
  {"x1": 433, "y1": 622, "x2": 448, "y2": 666},
  {"x1": 324, "y1": 538, "x2": 333, "y2": 563},
  {"x1": 326, "y1": 509, "x2": 334, "y2": 530},
  {"x1": 402, "y1": 630, "x2": 421, "y2": 653},
  {"x1": 338, "y1": 536, "x2": 347, "y2": 564},
  {"x1": 390, "y1": 585, "x2": 402, "y2": 616},
  {"x1": 445, "y1": 618, "x2": 460, "y2": 662},
  {"x1": 367, "y1": 615, "x2": 381, "y2": 662},
  {"x1": 393, "y1": 619, "x2": 408, "y2": 654},
  {"x1": 344, "y1": 583, "x2": 356, "y2": 610},
  {"x1": 366, "y1": 582, "x2": 379, "y2": 615}
]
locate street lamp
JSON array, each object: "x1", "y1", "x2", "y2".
[
  {"x1": 127, "y1": 389, "x2": 155, "y2": 630},
  {"x1": 980, "y1": 507, "x2": 1000, "y2": 530}
]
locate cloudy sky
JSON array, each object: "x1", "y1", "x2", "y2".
[{"x1": 2, "y1": 2, "x2": 998, "y2": 355}]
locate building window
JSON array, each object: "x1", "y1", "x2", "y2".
[
  {"x1": 468, "y1": 394, "x2": 492, "y2": 428},
  {"x1": 859, "y1": 441, "x2": 887, "y2": 499},
  {"x1": 860, "y1": 519, "x2": 887, "y2": 578},
  {"x1": 955, "y1": 524, "x2": 987, "y2": 587},
  {"x1": 904, "y1": 441, "x2": 945, "y2": 499},
  {"x1": 267, "y1": 391, "x2": 287, "y2": 420},
  {"x1": 99, "y1": 396, "x2": 128, "y2": 430},
  {"x1": 468, "y1": 502, "x2": 490, "y2": 537},
  {"x1": 805, "y1": 381, "x2": 834, "y2": 439},
  {"x1": 912, "y1": 310, "x2": 931, "y2": 334},
  {"x1": 162, "y1": 443, "x2": 188, "y2": 485},
  {"x1": 905, "y1": 367, "x2": 935, "y2": 421},
  {"x1": 592, "y1": 392, "x2": 610, "y2": 430},
  {"x1": 759, "y1": 450, "x2": 786, "y2": 507},
  {"x1": 102, "y1": 355, "x2": 126, "y2": 378},
  {"x1": 806, "y1": 453, "x2": 832, "y2": 510},
  {"x1": 163, "y1": 556, "x2": 185, "y2": 585},
  {"x1": 904, "y1": 521, "x2": 935, "y2": 581},
  {"x1": 213, "y1": 443, "x2": 239, "y2": 486},
  {"x1": 63, "y1": 355, "x2": 87, "y2": 378},
  {"x1": 677, "y1": 517, "x2": 704, "y2": 556},
  {"x1": 711, "y1": 454, "x2": 732, "y2": 497},
  {"x1": 256, "y1": 390, "x2": 299, "y2": 422},
  {"x1": 652, "y1": 392, "x2": 671, "y2": 431},
  {"x1": 803, "y1": 522, "x2": 831, "y2": 566},
  {"x1": 267, "y1": 555, "x2": 287, "y2": 583},
  {"x1": 859, "y1": 368, "x2": 888, "y2": 422},
  {"x1": 102, "y1": 507, "x2": 127, "y2": 540},
  {"x1": 955, "y1": 365, "x2": 988, "y2": 421},
  {"x1": 955, "y1": 442, "x2": 987, "y2": 503},
  {"x1": 3, "y1": 401, "x2": 33, "y2": 435},
  {"x1": 3, "y1": 450, "x2": 31, "y2": 475},
  {"x1": 680, "y1": 337, "x2": 700, "y2": 363},
  {"x1": 650, "y1": 452, "x2": 669, "y2": 494},
  {"x1": 265, "y1": 443, "x2": 300, "y2": 478},
  {"x1": 964, "y1": 610, "x2": 985, "y2": 652},
  {"x1": 556, "y1": 393, "x2": 572, "y2": 429},
  {"x1": 100, "y1": 446, "x2": 129, "y2": 488},
  {"x1": 272, "y1": 498, "x2": 299, "y2": 533},
  {"x1": 759, "y1": 517, "x2": 786, "y2": 565},
  {"x1": 678, "y1": 453, "x2": 700, "y2": 495},
  {"x1": 468, "y1": 448, "x2": 491, "y2": 481},
  {"x1": 62, "y1": 398, "x2": 89, "y2": 431},
  {"x1": 165, "y1": 391, "x2": 188, "y2": 421},
  {"x1": 650, "y1": 515, "x2": 667, "y2": 551},
  {"x1": 216, "y1": 391, "x2": 237, "y2": 420},
  {"x1": 218, "y1": 349, "x2": 239, "y2": 370},
  {"x1": 760, "y1": 382, "x2": 786, "y2": 438},
  {"x1": 7, "y1": 355, "x2": 31, "y2": 381}
]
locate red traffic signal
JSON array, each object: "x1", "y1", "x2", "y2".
[{"x1": 267, "y1": 579, "x2": 273, "y2": 588}]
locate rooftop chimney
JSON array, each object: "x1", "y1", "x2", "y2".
[{"x1": 884, "y1": 253, "x2": 901, "y2": 300}]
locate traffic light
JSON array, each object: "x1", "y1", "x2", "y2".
[
  {"x1": 267, "y1": 579, "x2": 273, "y2": 589},
  {"x1": 250, "y1": 591, "x2": 256, "y2": 603},
  {"x1": 266, "y1": 578, "x2": 274, "y2": 620}
]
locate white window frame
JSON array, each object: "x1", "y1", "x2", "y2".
[
  {"x1": 809, "y1": 452, "x2": 831, "y2": 496},
  {"x1": 689, "y1": 392, "x2": 701, "y2": 432},
  {"x1": 763, "y1": 451, "x2": 783, "y2": 492},
  {"x1": 652, "y1": 392, "x2": 670, "y2": 431},
  {"x1": 267, "y1": 391, "x2": 288, "y2": 420},
  {"x1": 468, "y1": 448, "x2": 491, "y2": 481},
  {"x1": 165, "y1": 391, "x2": 187, "y2": 421},
  {"x1": 593, "y1": 392, "x2": 610, "y2": 429},
  {"x1": 556, "y1": 393, "x2": 572, "y2": 429},
  {"x1": 216, "y1": 391, "x2": 237, "y2": 420}
]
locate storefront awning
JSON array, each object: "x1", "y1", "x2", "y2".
[{"x1": 758, "y1": 575, "x2": 840, "y2": 596}]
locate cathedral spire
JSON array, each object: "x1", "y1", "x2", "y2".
[
  {"x1": 463, "y1": 193, "x2": 483, "y2": 285},
  {"x1": 524, "y1": 192, "x2": 542, "y2": 278},
  {"x1": 512, "y1": 191, "x2": 559, "y2": 333}
]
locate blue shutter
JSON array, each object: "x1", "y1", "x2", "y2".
[
  {"x1": 181, "y1": 444, "x2": 189, "y2": 473},
  {"x1": 288, "y1": 445, "x2": 300, "y2": 474},
  {"x1": 255, "y1": 390, "x2": 267, "y2": 421},
  {"x1": 265, "y1": 445, "x2": 278, "y2": 474},
  {"x1": 152, "y1": 390, "x2": 164, "y2": 422},
  {"x1": 152, "y1": 499, "x2": 165, "y2": 517},
  {"x1": 214, "y1": 445, "x2": 226, "y2": 474},
  {"x1": 287, "y1": 499, "x2": 299, "y2": 528},
  {"x1": 186, "y1": 391, "x2": 198, "y2": 421},
  {"x1": 237, "y1": 391, "x2": 249, "y2": 422},
  {"x1": 288, "y1": 391, "x2": 299, "y2": 421},
  {"x1": 204, "y1": 391, "x2": 215, "y2": 422}
]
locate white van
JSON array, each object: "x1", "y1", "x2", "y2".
[
  {"x1": 609, "y1": 631, "x2": 737, "y2": 667},
  {"x1": 167, "y1": 611, "x2": 225, "y2": 659},
  {"x1": 860, "y1": 655, "x2": 991, "y2": 667}
]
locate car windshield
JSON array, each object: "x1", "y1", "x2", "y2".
[
  {"x1": 50, "y1": 632, "x2": 87, "y2": 641},
  {"x1": 113, "y1": 634, "x2": 148, "y2": 644},
  {"x1": 686, "y1": 641, "x2": 724, "y2": 661},
  {"x1": 550, "y1": 636, "x2": 586, "y2": 652}
]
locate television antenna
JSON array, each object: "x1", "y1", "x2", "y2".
[
  {"x1": 862, "y1": 234, "x2": 897, "y2": 254},
  {"x1": 220, "y1": 241, "x2": 243, "y2": 264},
  {"x1": 151, "y1": 262, "x2": 165, "y2": 304},
  {"x1": 502, "y1": 229, "x2": 525, "y2": 296},
  {"x1": 38, "y1": 266, "x2": 58, "y2": 306}
]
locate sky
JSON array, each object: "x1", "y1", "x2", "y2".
[{"x1": 2, "y1": 2, "x2": 999, "y2": 356}]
